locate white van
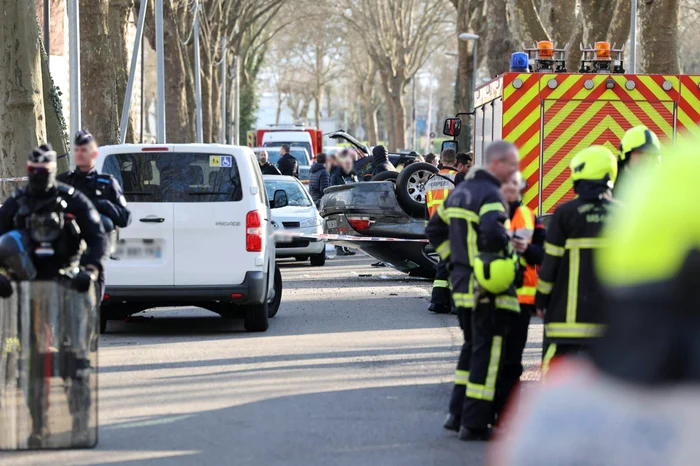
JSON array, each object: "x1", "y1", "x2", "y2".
[
  {"x1": 261, "y1": 131, "x2": 314, "y2": 158},
  {"x1": 97, "y1": 144, "x2": 282, "y2": 333}
]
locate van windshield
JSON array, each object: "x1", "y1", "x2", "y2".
[
  {"x1": 263, "y1": 141, "x2": 313, "y2": 159},
  {"x1": 102, "y1": 152, "x2": 243, "y2": 203}
]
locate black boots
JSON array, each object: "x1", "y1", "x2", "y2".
[
  {"x1": 458, "y1": 426, "x2": 491, "y2": 441},
  {"x1": 443, "y1": 413, "x2": 461, "y2": 432},
  {"x1": 428, "y1": 302, "x2": 451, "y2": 314}
]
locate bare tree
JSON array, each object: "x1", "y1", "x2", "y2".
[
  {"x1": 639, "y1": 0, "x2": 681, "y2": 73},
  {"x1": 109, "y1": 0, "x2": 137, "y2": 143}
]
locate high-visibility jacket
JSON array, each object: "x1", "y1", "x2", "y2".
[
  {"x1": 425, "y1": 167, "x2": 458, "y2": 221},
  {"x1": 535, "y1": 196, "x2": 612, "y2": 342},
  {"x1": 509, "y1": 205, "x2": 545, "y2": 305}
]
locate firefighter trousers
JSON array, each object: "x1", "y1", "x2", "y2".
[
  {"x1": 430, "y1": 259, "x2": 451, "y2": 310},
  {"x1": 448, "y1": 307, "x2": 471, "y2": 417},
  {"x1": 462, "y1": 297, "x2": 520, "y2": 431},
  {"x1": 542, "y1": 340, "x2": 593, "y2": 376}
]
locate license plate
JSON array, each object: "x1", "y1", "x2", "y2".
[
  {"x1": 326, "y1": 220, "x2": 337, "y2": 229},
  {"x1": 115, "y1": 239, "x2": 163, "y2": 259}
]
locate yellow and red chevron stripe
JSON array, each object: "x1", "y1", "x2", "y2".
[
  {"x1": 678, "y1": 76, "x2": 700, "y2": 140},
  {"x1": 499, "y1": 72, "x2": 689, "y2": 213}
]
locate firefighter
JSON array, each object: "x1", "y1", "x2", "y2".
[
  {"x1": 535, "y1": 146, "x2": 617, "y2": 372},
  {"x1": 494, "y1": 171, "x2": 545, "y2": 417},
  {"x1": 427, "y1": 140, "x2": 520, "y2": 441},
  {"x1": 615, "y1": 125, "x2": 661, "y2": 195},
  {"x1": 425, "y1": 148, "x2": 459, "y2": 314},
  {"x1": 490, "y1": 144, "x2": 700, "y2": 466}
]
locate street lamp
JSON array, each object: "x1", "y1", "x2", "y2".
[{"x1": 458, "y1": 33, "x2": 480, "y2": 112}]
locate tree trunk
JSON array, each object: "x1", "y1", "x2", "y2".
[
  {"x1": 568, "y1": 12, "x2": 584, "y2": 72},
  {"x1": 162, "y1": 1, "x2": 193, "y2": 143},
  {"x1": 39, "y1": 42, "x2": 69, "y2": 173},
  {"x1": 80, "y1": 0, "x2": 120, "y2": 145},
  {"x1": 0, "y1": 0, "x2": 47, "y2": 197},
  {"x1": 200, "y1": 50, "x2": 213, "y2": 143},
  {"x1": 607, "y1": 0, "x2": 631, "y2": 47},
  {"x1": 361, "y1": 93, "x2": 379, "y2": 146},
  {"x1": 506, "y1": 0, "x2": 551, "y2": 45},
  {"x1": 581, "y1": 0, "x2": 614, "y2": 47},
  {"x1": 639, "y1": 0, "x2": 680, "y2": 73},
  {"x1": 390, "y1": 77, "x2": 407, "y2": 151},
  {"x1": 547, "y1": 0, "x2": 576, "y2": 46},
  {"x1": 109, "y1": 0, "x2": 136, "y2": 143},
  {"x1": 378, "y1": 70, "x2": 396, "y2": 150},
  {"x1": 486, "y1": 0, "x2": 515, "y2": 79}
]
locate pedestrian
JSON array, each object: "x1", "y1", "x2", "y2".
[
  {"x1": 426, "y1": 140, "x2": 520, "y2": 441},
  {"x1": 330, "y1": 155, "x2": 359, "y2": 186},
  {"x1": 425, "y1": 152, "x2": 438, "y2": 167},
  {"x1": 535, "y1": 146, "x2": 617, "y2": 373},
  {"x1": 309, "y1": 152, "x2": 330, "y2": 206},
  {"x1": 425, "y1": 148, "x2": 459, "y2": 314},
  {"x1": 371, "y1": 145, "x2": 396, "y2": 176},
  {"x1": 615, "y1": 125, "x2": 661, "y2": 196},
  {"x1": 491, "y1": 145, "x2": 700, "y2": 466},
  {"x1": 57, "y1": 130, "x2": 132, "y2": 307},
  {"x1": 277, "y1": 144, "x2": 299, "y2": 178},
  {"x1": 454, "y1": 152, "x2": 473, "y2": 185},
  {"x1": 494, "y1": 170, "x2": 545, "y2": 419},
  {"x1": 257, "y1": 150, "x2": 281, "y2": 175}
]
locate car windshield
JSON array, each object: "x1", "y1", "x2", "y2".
[
  {"x1": 263, "y1": 142, "x2": 312, "y2": 161},
  {"x1": 264, "y1": 179, "x2": 312, "y2": 207},
  {"x1": 258, "y1": 149, "x2": 310, "y2": 166},
  {"x1": 102, "y1": 152, "x2": 243, "y2": 203}
]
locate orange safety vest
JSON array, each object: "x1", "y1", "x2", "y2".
[
  {"x1": 510, "y1": 205, "x2": 537, "y2": 305},
  {"x1": 425, "y1": 168, "x2": 457, "y2": 219}
]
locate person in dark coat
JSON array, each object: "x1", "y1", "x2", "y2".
[
  {"x1": 454, "y1": 152, "x2": 473, "y2": 185},
  {"x1": 330, "y1": 156, "x2": 359, "y2": 186},
  {"x1": 308, "y1": 153, "x2": 330, "y2": 205},
  {"x1": 371, "y1": 145, "x2": 395, "y2": 176},
  {"x1": 258, "y1": 150, "x2": 281, "y2": 175},
  {"x1": 277, "y1": 144, "x2": 299, "y2": 178}
]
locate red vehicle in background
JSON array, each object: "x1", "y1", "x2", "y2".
[{"x1": 248, "y1": 125, "x2": 323, "y2": 158}]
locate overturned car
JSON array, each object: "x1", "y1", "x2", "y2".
[{"x1": 319, "y1": 131, "x2": 440, "y2": 278}]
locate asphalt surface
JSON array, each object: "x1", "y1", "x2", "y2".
[{"x1": 1, "y1": 254, "x2": 543, "y2": 465}]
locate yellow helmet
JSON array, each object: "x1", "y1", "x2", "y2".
[
  {"x1": 619, "y1": 126, "x2": 661, "y2": 161},
  {"x1": 473, "y1": 253, "x2": 517, "y2": 295},
  {"x1": 569, "y1": 146, "x2": 618, "y2": 184}
]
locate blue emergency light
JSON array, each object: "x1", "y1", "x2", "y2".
[{"x1": 510, "y1": 52, "x2": 529, "y2": 72}]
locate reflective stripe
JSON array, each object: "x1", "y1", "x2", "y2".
[
  {"x1": 536, "y1": 279, "x2": 554, "y2": 294},
  {"x1": 455, "y1": 370, "x2": 469, "y2": 386},
  {"x1": 565, "y1": 237, "x2": 608, "y2": 249},
  {"x1": 479, "y1": 202, "x2": 505, "y2": 217},
  {"x1": 453, "y1": 292, "x2": 474, "y2": 308},
  {"x1": 544, "y1": 242, "x2": 565, "y2": 257},
  {"x1": 566, "y1": 249, "x2": 580, "y2": 323},
  {"x1": 466, "y1": 336, "x2": 503, "y2": 401},
  {"x1": 517, "y1": 285, "x2": 537, "y2": 296},
  {"x1": 438, "y1": 204, "x2": 449, "y2": 223},
  {"x1": 495, "y1": 295, "x2": 521, "y2": 312},
  {"x1": 467, "y1": 223, "x2": 477, "y2": 263},
  {"x1": 542, "y1": 343, "x2": 557, "y2": 377},
  {"x1": 436, "y1": 240, "x2": 450, "y2": 260},
  {"x1": 443, "y1": 207, "x2": 479, "y2": 223},
  {"x1": 545, "y1": 323, "x2": 606, "y2": 338},
  {"x1": 433, "y1": 280, "x2": 449, "y2": 289}
]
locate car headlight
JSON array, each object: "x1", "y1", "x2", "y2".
[{"x1": 300, "y1": 217, "x2": 322, "y2": 228}]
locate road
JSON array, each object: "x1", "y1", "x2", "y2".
[{"x1": 1, "y1": 255, "x2": 543, "y2": 465}]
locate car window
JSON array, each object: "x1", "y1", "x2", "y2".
[
  {"x1": 264, "y1": 179, "x2": 311, "y2": 207},
  {"x1": 103, "y1": 152, "x2": 243, "y2": 203},
  {"x1": 263, "y1": 141, "x2": 312, "y2": 159},
  {"x1": 355, "y1": 158, "x2": 374, "y2": 180}
]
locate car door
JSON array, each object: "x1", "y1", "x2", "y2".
[
  {"x1": 98, "y1": 146, "x2": 176, "y2": 286},
  {"x1": 172, "y1": 146, "x2": 252, "y2": 286}
]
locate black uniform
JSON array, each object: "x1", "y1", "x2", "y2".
[
  {"x1": 426, "y1": 169, "x2": 519, "y2": 435},
  {"x1": 277, "y1": 153, "x2": 299, "y2": 178},
  {"x1": 259, "y1": 162, "x2": 281, "y2": 175},
  {"x1": 535, "y1": 192, "x2": 612, "y2": 367}
]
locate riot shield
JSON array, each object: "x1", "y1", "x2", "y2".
[{"x1": 0, "y1": 280, "x2": 98, "y2": 449}]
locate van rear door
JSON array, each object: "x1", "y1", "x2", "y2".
[{"x1": 99, "y1": 146, "x2": 176, "y2": 286}]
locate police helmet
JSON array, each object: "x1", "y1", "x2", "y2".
[
  {"x1": 29, "y1": 144, "x2": 57, "y2": 164},
  {"x1": 0, "y1": 231, "x2": 37, "y2": 281},
  {"x1": 619, "y1": 126, "x2": 661, "y2": 161},
  {"x1": 473, "y1": 253, "x2": 517, "y2": 295},
  {"x1": 569, "y1": 146, "x2": 618, "y2": 185},
  {"x1": 74, "y1": 129, "x2": 95, "y2": 146}
]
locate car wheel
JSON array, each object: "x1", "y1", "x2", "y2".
[
  {"x1": 370, "y1": 171, "x2": 399, "y2": 182},
  {"x1": 100, "y1": 314, "x2": 108, "y2": 334},
  {"x1": 395, "y1": 162, "x2": 439, "y2": 218},
  {"x1": 268, "y1": 265, "x2": 283, "y2": 318},
  {"x1": 243, "y1": 273, "x2": 270, "y2": 332},
  {"x1": 310, "y1": 252, "x2": 326, "y2": 266},
  {"x1": 294, "y1": 256, "x2": 309, "y2": 261}
]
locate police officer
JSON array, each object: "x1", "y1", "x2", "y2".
[
  {"x1": 425, "y1": 148, "x2": 459, "y2": 314},
  {"x1": 58, "y1": 130, "x2": 131, "y2": 305},
  {"x1": 535, "y1": 146, "x2": 617, "y2": 373},
  {"x1": 427, "y1": 140, "x2": 520, "y2": 441},
  {"x1": 615, "y1": 125, "x2": 661, "y2": 195},
  {"x1": 0, "y1": 144, "x2": 109, "y2": 447}
]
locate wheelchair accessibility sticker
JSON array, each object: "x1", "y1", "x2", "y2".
[{"x1": 210, "y1": 155, "x2": 232, "y2": 167}]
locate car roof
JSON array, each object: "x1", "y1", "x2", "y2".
[{"x1": 263, "y1": 175, "x2": 302, "y2": 182}]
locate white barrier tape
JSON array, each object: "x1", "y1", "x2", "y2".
[
  {"x1": 0, "y1": 177, "x2": 28, "y2": 182},
  {"x1": 274, "y1": 230, "x2": 429, "y2": 243}
]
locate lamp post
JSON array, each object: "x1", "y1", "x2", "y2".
[
  {"x1": 458, "y1": 33, "x2": 480, "y2": 112},
  {"x1": 630, "y1": 0, "x2": 637, "y2": 73}
]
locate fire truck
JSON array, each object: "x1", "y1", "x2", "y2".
[
  {"x1": 247, "y1": 125, "x2": 323, "y2": 157},
  {"x1": 449, "y1": 41, "x2": 700, "y2": 214}
]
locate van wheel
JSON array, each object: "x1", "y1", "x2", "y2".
[
  {"x1": 310, "y1": 253, "x2": 326, "y2": 266},
  {"x1": 268, "y1": 265, "x2": 283, "y2": 318},
  {"x1": 244, "y1": 271, "x2": 271, "y2": 332}
]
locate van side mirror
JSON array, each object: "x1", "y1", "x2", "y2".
[
  {"x1": 441, "y1": 140, "x2": 458, "y2": 154},
  {"x1": 271, "y1": 189, "x2": 288, "y2": 209},
  {"x1": 443, "y1": 118, "x2": 462, "y2": 137}
]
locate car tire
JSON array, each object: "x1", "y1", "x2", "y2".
[
  {"x1": 243, "y1": 272, "x2": 270, "y2": 332},
  {"x1": 310, "y1": 252, "x2": 326, "y2": 266},
  {"x1": 371, "y1": 171, "x2": 399, "y2": 182},
  {"x1": 295, "y1": 256, "x2": 309, "y2": 262},
  {"x1": 395, "y1": 162, "x2": 439, "y2": 218},
  {"x1": 100, "y1": 314, "x2": 108, "y2": 334},
  {"x1": 268, "y1": 265, "x2": 283, "y2": 318}
]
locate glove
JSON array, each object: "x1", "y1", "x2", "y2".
[
  {"x1": 0, "y1": 274, "x2": 13, "y2": 298},
  {"x1": 71, "y1": 268, "x2": 97, "y2": 293}
]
